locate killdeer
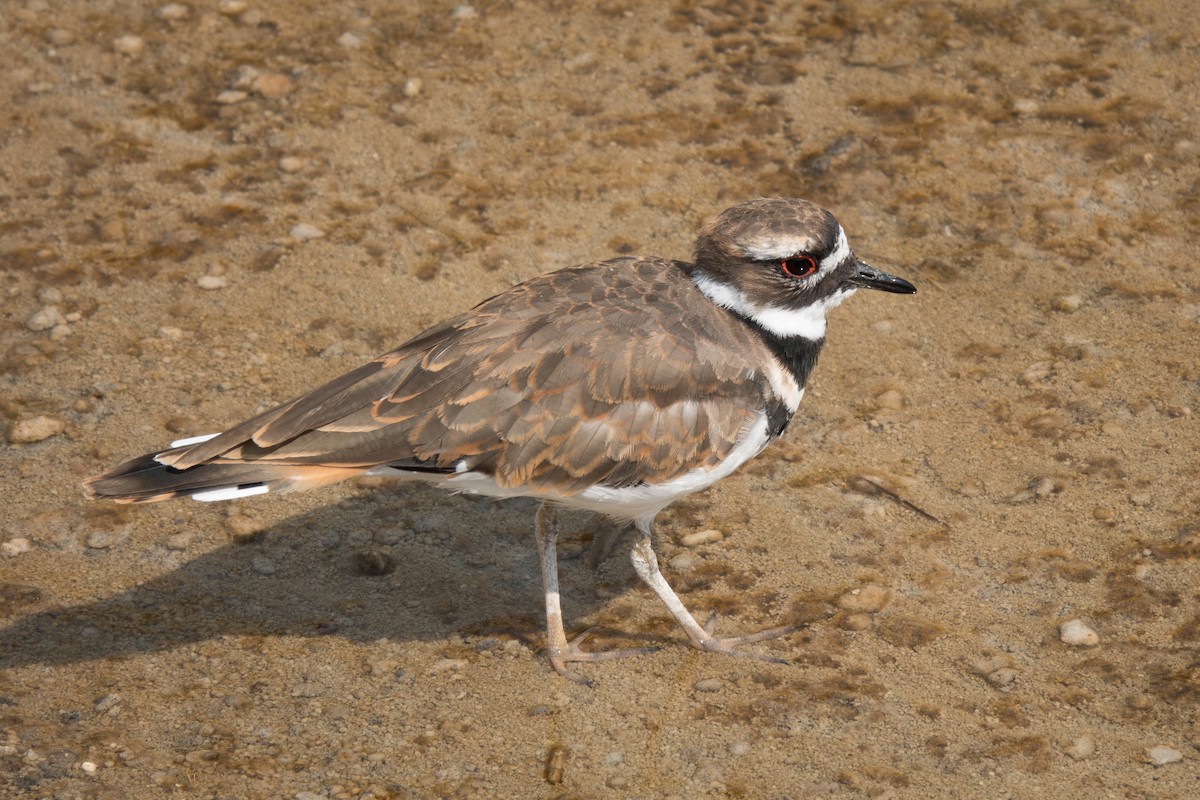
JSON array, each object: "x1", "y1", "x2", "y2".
[{"x1": 86, "y1": 198, "x2": 915, "y2": 683}]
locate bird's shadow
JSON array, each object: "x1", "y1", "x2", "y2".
[{"x1": 0, "y1": 483, "x2": 645, "y2": 670}]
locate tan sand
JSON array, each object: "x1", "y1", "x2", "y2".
[{"x1": 1, "y1": 2, "x2": 1197, "y2": 797}]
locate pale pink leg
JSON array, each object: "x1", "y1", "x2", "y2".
[
  {"x1": 628, "y1": 519, "x2": 796, "y2": 660},
  {"x1": 534, "y1": 502, "x2": 654, "y2": 684}
]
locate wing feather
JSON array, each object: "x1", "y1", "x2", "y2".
[{"x1": 153, "y1": 258, "x2": 780, "y2": 494}]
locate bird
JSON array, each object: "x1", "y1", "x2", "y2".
[{"x1": 85, "y1": 197, "x2": 916, "y2": 684}]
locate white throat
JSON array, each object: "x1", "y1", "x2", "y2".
[{"x1": 692, "y1": 273, "x2": 852, "y2": 341}]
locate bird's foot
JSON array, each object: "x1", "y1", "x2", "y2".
[
  {"x1": 547, "y1": 627, "x2": 659, "y2": 686},
  {"x1": 687, "y1": 613, "x2": 798, "y2": 664}
]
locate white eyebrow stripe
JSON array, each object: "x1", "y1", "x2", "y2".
[
  {"x1": 739, "y1": 236, "x2": 817, "y2": 261},
  {"x1": 737, "y1": 224, "x2": 849, "y2": 281},
  {"x1": 816, "y1": 225, "x2": 849, "y2": 278}
]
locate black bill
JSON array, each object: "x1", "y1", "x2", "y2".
[{"x1": 849, "y1": 260, "x2": 917, "y2": 294}]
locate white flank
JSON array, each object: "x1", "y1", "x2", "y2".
[
  {"x1": 170, "y1": 432, "x2": 220, "y2": 448},
  {"x1": 192, "y1": 484, "x2": 270, "y2": 502},
  {"x1": 693, "y1": 273, "x2": 853, "y2": 340},
  {"x1": 438, "y1": 411, "x2": 772, "y2": 522},
  {"x1": 576, "y1": 411, "x2": 771, "y2": 519}
]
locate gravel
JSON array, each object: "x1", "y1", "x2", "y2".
[
  {"x1": 680, "y1": 529, "x2": 723, "y2": 547},
  {"x1": 1059, "y1": 619, "x2": 1100, "y2": 647},
  {"x1": 1146, "y1": 746, "x2": 1182, "y2": 766},
  {"x1": 7, "y1": 416, "x2": 66, "y2": 444}
]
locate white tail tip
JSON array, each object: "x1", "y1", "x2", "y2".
[
  {"x1": 170, "y1": 432, "x2": 221, "y2": 448},
  {"x1": 191, "y1": 484, "x2": 269, "y2": 502}
]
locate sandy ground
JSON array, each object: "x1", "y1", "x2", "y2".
[{"x1": 2, "y1": 1, "x2": 1199, "y2": 798}]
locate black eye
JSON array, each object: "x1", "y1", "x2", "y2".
[{"x1": 781, "y1": 255, "x2": 818, "y2": 278}]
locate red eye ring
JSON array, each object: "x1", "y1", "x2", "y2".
[{"x1": 781, "y1": 255, "x2": 818, "y2": 278}]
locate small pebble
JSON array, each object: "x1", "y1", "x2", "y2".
[
  {"x1": 875, "y1": 389, "x2": 905, "y2": 410},
  {"x1": 452, "y1": 5, "x2": 479, "y2": 19},
  {"x1": 80, "y1": 761, "x2": 98, "y2": 775},
  {"x1": 291, "y1": 223, "x2": 325, "y2": 241},
  {"x1": 197, "y1": 275, "x2": 227, "y2": 290},
  {"x1": 218, "y1": 0, "x2": 247, "y2": 14},
  {"x1": 113, "y1": 35, "x2": 145, "y2": 56},
  {"x1": 157, "y1": 3, "x2": 190, "y2": 21},
  {"x1": 1146, "y1": 745, "x2": 1182, "y2": 766},
  {"x1": 251, "y1": 72, "x2": 292, "y2": 98},
  {"x1": 543, "y1": 744, "x2": 566, "y2": 784},
  {"x1": 216, "y1": 90, "x2": 248, "y2": 105},
  {"x1": 1067, "y1": 735, "x2": 1095, "y2": 760},
  {"x1": 1019, "y1": 363, "x2": 1053, "y2": 384},
  {"x1": 86, "y1": 530, "x2": 119, "y2": 549},
  {"x1": 1059, "y1": 619, "x2": 1100, "y2": 647},
  {"x1": 231, "y1": 65, "x2": 259, "y2": 88},
  {"x1": 1, "y1": 538, "x2": 31, "y2": 557},
  {"x1": 337, "y1": 32, "x2": 363, "y2": 49},
  {"x1": 973, "y1": 655, "x2": 1014, "y2": 675},
  {"x1": 278, "y1": 156, "x2": 306, "y2": 173},
  {"x1": 36, "y1": 287, "x2": 64, "y2": 304},
  {"x1": 986, "y1": 668, "x2": 1018, "y2": 689},
  {"x1": 27, "y1": 306, "x2": 64, "y2": 331},
  {"x1": 1012, "y1": 98, "x2": 1039, "y2": 115},
  {"x1": 164, "y1": 533, "x2": 193, "y2": 551},
  {"x1": 1054, "y1": 294, "x2": 1083, "y2": 312},
  {"x1": 693, "y1": 678, "x2": 725, "y2": 692},
  {"x1": 352, "y1": 547, "x2": 396, "y2": 576},
  {"x1": 94, "y1": 694, "x2": 120, "y2": 712},
  {"x1": 251, "y1": 557, "x2": 276, "y2": 575},
  {"x1": 838, "y1": 583, "x2": 892, "y2": 613},
  {"x1": 1031, "y1": 476, "x2": 1061, "y2": 497},
  {"x1": 7, "y1": 415, "x2": 66, "y2": 444},
  {"x1": 402, "y1": 78, "x2": 422, "y2": 97},
  {"x1": 680, "y1": 529, "x2": 723, "y2": 547}
]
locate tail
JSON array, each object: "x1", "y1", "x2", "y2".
[{"x1": 83, "y1": 447, "x2": 366, "y2": 504}]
